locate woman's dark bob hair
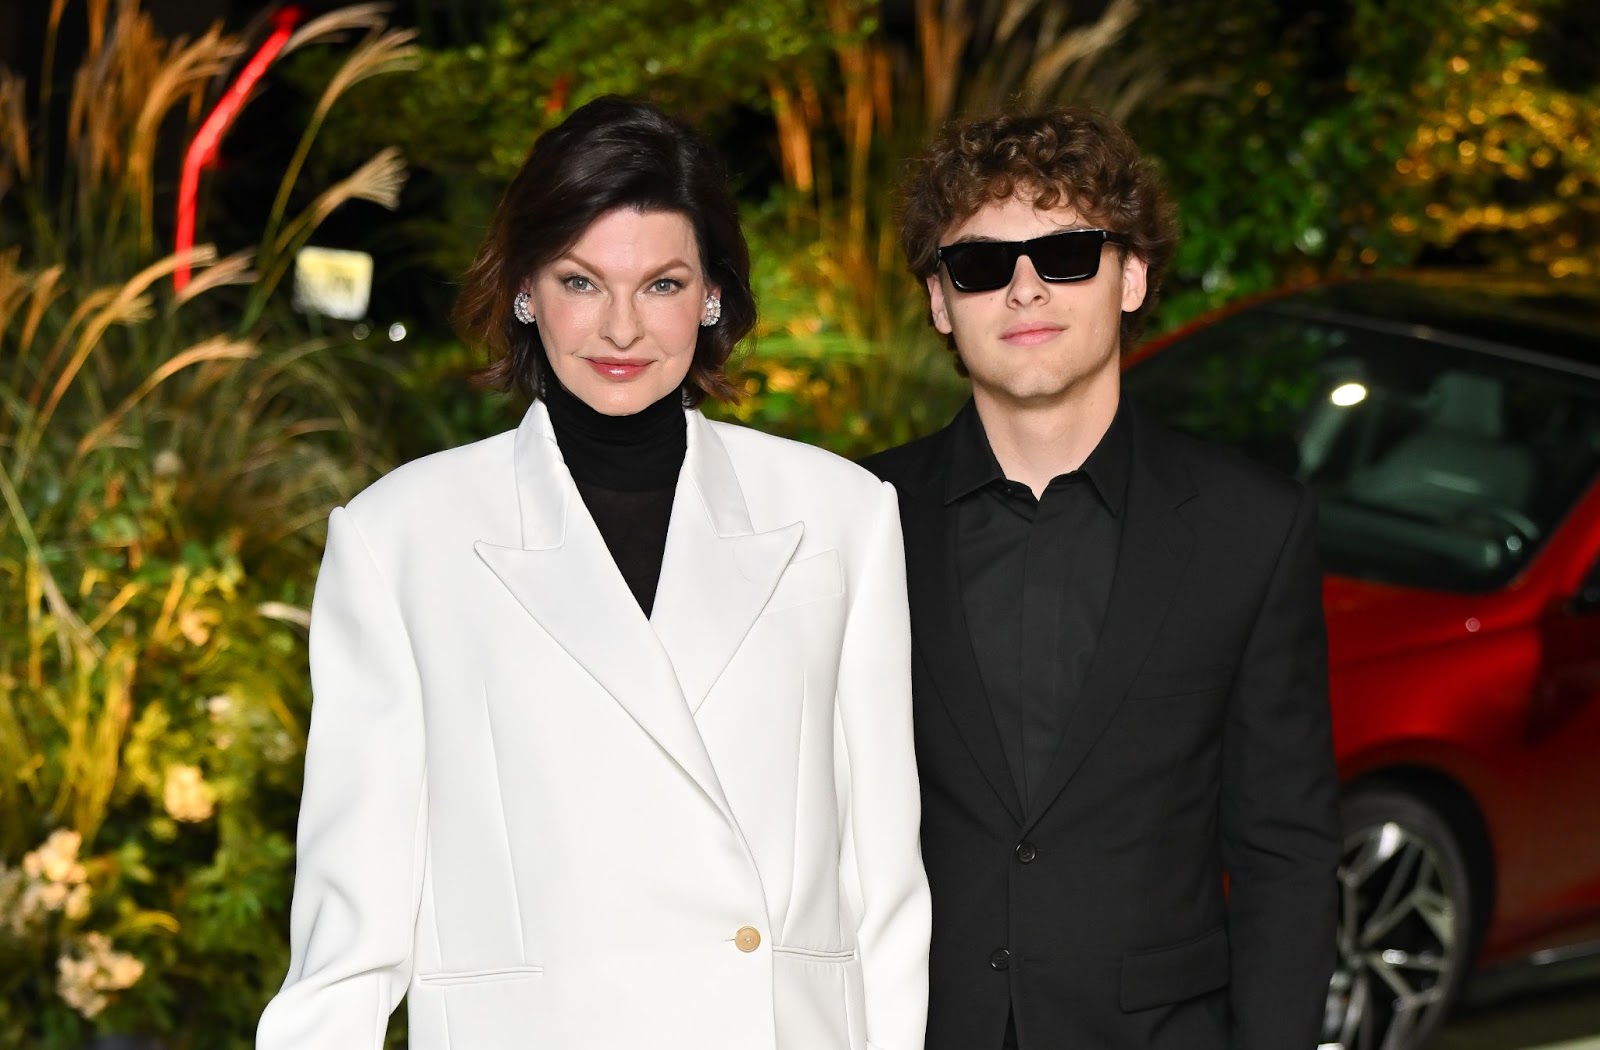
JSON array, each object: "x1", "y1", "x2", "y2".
[{"x1": 455, "y1": 96, "x2": 754, "y2": 405}]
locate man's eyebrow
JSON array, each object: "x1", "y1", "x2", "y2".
[{"x1": 944, "y1": 225, "x2": 1096, "y2": 246}]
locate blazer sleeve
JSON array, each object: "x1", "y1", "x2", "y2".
[
  {"x1": 835, "y1": 480, "x2": 932, "y2": 1050},
  {"x1": 257, "y1": 507, "x2": 428, "y2": 1050},
  {"x1": 1221, "y1": 486, "x2": 1342, "y2": 1049}
]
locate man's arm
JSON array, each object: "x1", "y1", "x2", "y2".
[{"x1": 1221, "y1": 485, "x2": 1341, "y2": 1049}]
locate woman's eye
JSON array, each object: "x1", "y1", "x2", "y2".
[
  {"x1": 562, "y1": 275, "x2": 592, "y2": 292},
  {"x1": 650, "y1": 278, "x2": 683, "y2": 293}
]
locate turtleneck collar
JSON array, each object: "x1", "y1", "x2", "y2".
[{"x1": 544, "y1": 379, "x2": 687, "y2": 492}]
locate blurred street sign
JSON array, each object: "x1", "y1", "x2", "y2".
[{"x1": 293, "y1": 246, "x2": 373, "y2": 321}]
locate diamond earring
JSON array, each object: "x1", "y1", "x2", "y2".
[
  {"x1": 700, "y1": 294, "x2": 721, "y2": 327},
  {"x1": 512, "y1": 291, "x2": 535, "y2": 325}
]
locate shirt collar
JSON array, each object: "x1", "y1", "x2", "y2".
[{"x1": 943, "y1": 396, "x2": 1131, "y2": 517}]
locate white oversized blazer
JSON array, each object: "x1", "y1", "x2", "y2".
[{"x1": 257, "y1": 401, "x2": 930, "y2": 1050}]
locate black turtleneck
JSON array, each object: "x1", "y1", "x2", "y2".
[{"x1": 545, "y1": 380, "x2": 686, "y2": 617}]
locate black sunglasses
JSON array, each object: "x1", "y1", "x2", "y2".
[{"x1": 936, "y1": 229, "x2": 1131, "y2": 293}]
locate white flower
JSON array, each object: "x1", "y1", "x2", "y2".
[
  {"x1": 162, "y1": 764, "x2": 217, "y2": 822},
  {"x1": 152, "y1": 449, "x2": 183, "y2": 478},
  {"x1": 23, "y1": 829, "x2": 87, "y2": 885},
  {"x1": 56, "y1": 932, "x2": 144, "y2": 1019},
  {"x1": 64, "y1": 882, "x2": 92, "y2": 921}
]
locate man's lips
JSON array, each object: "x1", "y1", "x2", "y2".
[{"x1": 1001, "y1": 323, "x2": 1064, "y2": 346}]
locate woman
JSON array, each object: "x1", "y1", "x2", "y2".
[{"x1": 256, "y1": 97, "x2": 929, "y2": 1050}]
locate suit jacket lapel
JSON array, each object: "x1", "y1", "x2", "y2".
[
  {"x1": 901, "y1": 429, "x2": 1025, "y2": 825},
  {"x1": 650, "y1": 411, "x2": 803, "y2": 713},
  {"x1": 1022, "y1": 406, "x2": 1197, "y2": 833},
  {"x1": 473, "y1": 402, "x2": 771, "y2": 830}
]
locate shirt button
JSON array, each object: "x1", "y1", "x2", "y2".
[
  {"x1": 735, "y1": 926, "x2": 762, "y2": 953},
  {"x1": 1015, "y1": 841, "x2": 1038, "y2": 864},
  {"x1": 989, "y1": 948, "x2": 1011, "y2": 971}
]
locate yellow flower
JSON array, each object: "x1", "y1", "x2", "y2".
[{"x1": 163, "y1": 764, "x2": 217, "y2": 822}]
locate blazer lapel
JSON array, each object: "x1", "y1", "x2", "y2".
[
  {"x1": 901, "y1": 430, "x2": 1025, "y2": 825},
  {"x1": 472, "y1": 402, "x2": 742, "y2": 828},
  {"x1": 1022, "y1": 407, "x2": 1197, "y2": 833},
  {"x1": 651, "y1": 411, "x2": 803, "y2": 713}
]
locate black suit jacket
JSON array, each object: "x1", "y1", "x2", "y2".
[{"x1": 863, "y1": 401, "x2": 1340, "y2": 1050}]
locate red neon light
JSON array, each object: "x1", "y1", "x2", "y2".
[{"x1": 174, "y1": 5, "x2": 302, "y2": 292}]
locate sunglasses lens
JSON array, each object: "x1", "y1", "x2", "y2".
[
  {"x1": 942, "y1": 242, "x2": 1016, "y2": 292},
  {"x1": 940, "y1": 230, "x2": 1117, "y2": 291},
  {"x1": 1029, "y1": 231, "x2": 1106, "y2": 281}
]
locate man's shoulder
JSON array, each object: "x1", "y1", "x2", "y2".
[
  {"x1": 1134, "y1": 404, "x2": 1306, "y2": 512},
  {"x1": 859, "y1": 427, "x2": 948, "y2": 487}
]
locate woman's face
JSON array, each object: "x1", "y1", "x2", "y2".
[{"x1": 524, "y1": 207, "x2": 715, "y2": 416}]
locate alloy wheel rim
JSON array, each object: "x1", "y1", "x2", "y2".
[{"x1": 1323, "y1": 819, "x2": 1461, "y2": 1050}]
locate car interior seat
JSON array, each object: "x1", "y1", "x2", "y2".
[{"x1": 1344, "y1": 370, "x2": 1537, "y2": 522}]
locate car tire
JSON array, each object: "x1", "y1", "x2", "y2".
[{"x1": 1322, "y1": 784, "x2": 1478, "y2": 1050}]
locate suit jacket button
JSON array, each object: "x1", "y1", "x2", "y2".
[
  {"x1": 989, "y1": 948, "x2": 1011, "y2": 971},
  {"x1": 1015, "y1": 841, "x2": 1038, "y2": 864},
  {"x1": 735, "y1": 926, "x2": 762, "y2": 952}
]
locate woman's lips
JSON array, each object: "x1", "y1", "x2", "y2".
[
  {"x1": 585, "y1": 358, "x2": 650, "y2": 379},
  {"x1": 1001, "y1": 324, "x2": 1064, "y2": 347}
]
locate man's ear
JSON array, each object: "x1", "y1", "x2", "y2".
[
  {"x1": 927, "y1": 273, "x2": 954, "y2": 335},
  {"x1": 1120, "y1": 252, "x2": 1149, "y2": 313}
]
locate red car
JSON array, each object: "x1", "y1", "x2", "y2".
[{"x1": 1122, "y1": 272, "x2": 1600, "y2": 1050}]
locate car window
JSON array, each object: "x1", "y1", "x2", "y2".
[{"x1": 1124, "y1": 306, "x2": 1600, "y2": 592}]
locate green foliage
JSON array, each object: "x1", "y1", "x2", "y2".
[
  {"x1": 0, "y1": 3, "x2": 416, "y2": 1044},
  {"x1": 1134, "y1": 0, "x2": 1600, "y2": 333},
  {"x1": 286, "y1": 0, "x2": 841, "y2": 275}
]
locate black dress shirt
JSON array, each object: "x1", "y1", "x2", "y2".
[
  {"x1": 546, "y1": 382, "x2": 685, "y2": 617},
  {"x1": 947, "y1": 399, "x2": 1130, "y2": 809}
]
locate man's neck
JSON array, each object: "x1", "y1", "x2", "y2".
[{"x1": 972, "y1": 378, "x2": 1120, "y2": 499}]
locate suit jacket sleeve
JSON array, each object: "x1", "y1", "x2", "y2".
[
  {"x1": 1223, "y1": 486, "x2": 1341, "y2": 1049},
  {"x1": 835, "y1": 480, "x2": 932, "y2": 1050},
  {"x1": 258, "y1": 507, "x2": 427, "y2": 1049}
]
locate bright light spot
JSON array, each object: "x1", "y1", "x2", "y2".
[
  {"x1": 1382, "y1": 949, "x2": 1408, "y2": 965},
  {"x1": 1331, "y1": 382, "x2": 1368, "y2": 407},
  {"x1": 1376, "y1": 822, "x2": 1403, "y2": 860},
  {"x1": 388, "y1": 322, "x2": 407, "y2": 342}
]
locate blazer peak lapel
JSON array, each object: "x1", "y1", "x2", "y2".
[
  {"x1": 901, "y1": 445, "x2": 1024, "y2": 824},
  {"x1": 652, "y1": 412, "x2": 803, "y2": 713},
  {"x1": 474, "y1": 403, "x2": 738, "y2": 828}
]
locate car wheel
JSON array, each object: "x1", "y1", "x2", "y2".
[{"x1": 1321, "y1": 785, "x2": 1477, "y2": 1050}]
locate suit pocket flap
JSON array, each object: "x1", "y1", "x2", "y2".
[
  {"x1": 1127, "y1": 664, "x2": 1233, "y2": 700},
  {"x1": 1119, "y1": 926, "x2": 1229, "y2": 1012},
  {"x1": 761, "y1": 549, "x2": 843, "y2": 616}
]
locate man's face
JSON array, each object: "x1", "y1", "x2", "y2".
[{"x1": 927, "y1": 196, "x2": 1147, "y2": 410}]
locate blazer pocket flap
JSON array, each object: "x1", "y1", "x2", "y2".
[
  {"x1": 1127, "y1": 664, "x2": 1233, "y2": 700},
  {"x1": 1119, "y1": 926, "x2": 1229, "y2": 1012},
  {"x1": 415, "y1": 965, "x2": 544, "y2": 987},
  {"x1": 761, "y1": 549, "x2": 844, "y2": 616}
]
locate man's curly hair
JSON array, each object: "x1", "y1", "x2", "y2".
[{"x1": 899, "y1": 106, "x2": 1177, "y2": 349}]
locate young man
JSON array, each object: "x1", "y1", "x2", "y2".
[{"x1": 863, "y1": 108, "x2": 1340, "y2": 1050}]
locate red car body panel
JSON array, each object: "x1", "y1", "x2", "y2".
[{"x1": 1325, "y1": 467, "x2": 1600, "y2": 968}]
